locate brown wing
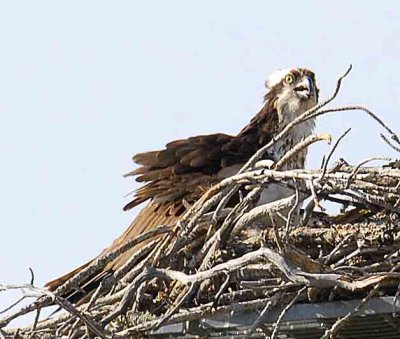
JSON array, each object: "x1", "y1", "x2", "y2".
[
  {"x1": 103, "y1": 172, "x2": 219, "y2": 271},
  {"x1": 45, "y1": 173, "x2": 217, "y2": 294},
  {"x1": 101, "y1": 132, "x2": 270, "y2": 268},
  {"x1": 46, "y1": 103, "x2": 280, "y2": 296},
  {"x1": 45, "y1": 134, "x2": 255, "y2": 292}
]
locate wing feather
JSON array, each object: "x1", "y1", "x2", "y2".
[{"x1": 46, "y1": 102, "x2": 280, "y2": 298}]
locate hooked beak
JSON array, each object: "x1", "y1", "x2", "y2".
[{"x1": 294, "y1": 76, "x2": 315, "y2": 100}]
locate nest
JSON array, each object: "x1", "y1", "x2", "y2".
[{"x1": 2, "y1": 66, "x2": 400, "y2": 339}]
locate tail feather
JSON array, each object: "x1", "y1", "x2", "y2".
[
  {"x1": 44, "y1": 202, "x2": 180, "y2": 303},
  {"x1": 45, "y1": 259, "x2": 93, "y2": 292}
]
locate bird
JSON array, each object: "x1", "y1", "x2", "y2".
[{"x1": 45, "y1": 67, "x2": 319, "y2": 301}]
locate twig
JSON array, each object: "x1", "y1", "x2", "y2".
[
  {"x1": 244, "y1": 292, "x2": 284, "y2": 338},
  {"x1": 212, "y1": 272, "x2": 231, "y2": 308},
  {"x1": 308, "y1": 105, "x2": 400, "y2": 147},
  {"x1": 114, "y1": 296, "x2": 284, "y2": 337},
  {"x1": 274, "y1": 133, "x2": 332, "y2": 169},
  {"x1": 0, "y1": 297, "x2": 25, "y2": 315},
  {"x1": 285, "y1": 179, "x2": 300, "y2": 242},
  {"x1": 345, "y1": 156, "x2": 391, "y2": 188},
  {"x1": 321, "y1": 234, "x2": 355, "y2": 265},
  {"x1": 155, "y1": 283, "x2": 198, "y2": 330},
  {"x1": 231, "y1": 194, "x2": 297, "y2": 239},
  {"x1": 320, "y1": 128, "x2": 351, "y2": 180},
  {"x1": 0, "y1": 284, "x2": 107, "y2": 339},
  {"x1": 320, "y1": 283, "x2": 380, "y2": 339},
  {"x1": 269, "y1": 212, "x2": 284, "y2": 253},
  {"x1": 29, "y1": 268, "x2": 34, "y2": 285},
  {"x1": 270, "y1": 286, "x2": 307, "y2": 339},
  {"x1": 321, "y1": 264, "x2": 400, "y2": 339},
  {"x1": 382, "y1": 133, "x2": 400, "y2": 153},
  {"x1": 55, "y1": 224, "x2": 172, "y2": 298}
]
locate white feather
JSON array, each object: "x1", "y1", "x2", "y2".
[
  {"x1": 265, "y1": 68, "x2": 295, "y2": 89},
  {"x1": 258, "y1": 84, "x2": 317, "y2": 207},
  {"x1": 219, "y1": 70, "x2": 317, "y2": 220}
]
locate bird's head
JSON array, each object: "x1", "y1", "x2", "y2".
[{"x1": 264, "y1": 67, "x2": 319, "y2": 119}]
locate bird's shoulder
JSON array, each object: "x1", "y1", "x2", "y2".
[
  {"x1": 123, "y1": 133, "x2": 244, "y2": 210},
  {"x1": 124, "y1": 104, "x2": 280, "y2": 211}
]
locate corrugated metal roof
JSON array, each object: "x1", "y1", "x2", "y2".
[{"x1": 149, "y1": 296, "x2": 400, "y2": 338}]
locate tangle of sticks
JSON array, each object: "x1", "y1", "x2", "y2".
[{"x1": 1, "y1": 66, "x2": 400, "y2": 338}]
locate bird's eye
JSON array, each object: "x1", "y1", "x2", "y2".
[{"x1": 284, "y1": 74, "x2": 295, "y2": 84}]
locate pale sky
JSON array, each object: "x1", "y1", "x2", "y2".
[{"x1": 1, "y1": 1, "x2": 400, "y2": 325}]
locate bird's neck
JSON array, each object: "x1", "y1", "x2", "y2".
[{"x1": 273, "y1": 103, "x2": 316, "y2": 169}]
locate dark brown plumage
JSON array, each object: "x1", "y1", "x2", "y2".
[{"x1": 45, "y1": 68, "x2": 318, "y2": 301}]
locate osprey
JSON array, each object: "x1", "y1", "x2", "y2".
[{"x1": 46, "y1": 67, "x2": 319, "y2": 297}]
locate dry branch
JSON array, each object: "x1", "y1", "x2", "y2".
[{"x1": 2, "y1": 65, "x2": 400, "y2": 338}]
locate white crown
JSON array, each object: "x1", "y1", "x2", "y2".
[{"x1": 265, "y1": 68, "x2": 295, "y2": 89}]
